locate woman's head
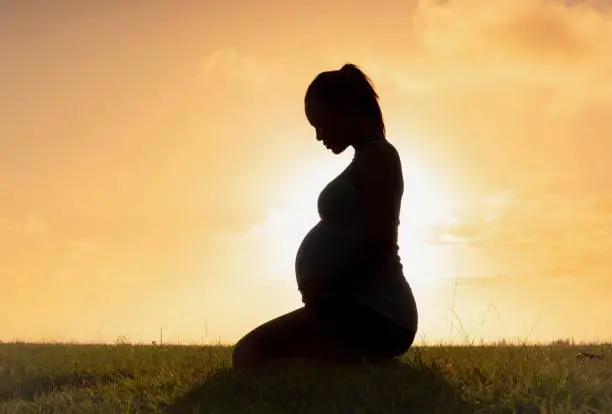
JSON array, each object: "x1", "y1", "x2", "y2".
[{"x1": 305, "y1": 63, "x2": 385, "y2": 154}]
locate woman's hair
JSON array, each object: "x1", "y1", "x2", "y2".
[{"x1": 305, "y1": 63, "x2": 385, "y2": 137}]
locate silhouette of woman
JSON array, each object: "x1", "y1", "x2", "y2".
[{"x1": 232, "y1": 64, "x2": 419, "y2": 370}]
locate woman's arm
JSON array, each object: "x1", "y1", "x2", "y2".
[{"x1": 352, "y1": 143, "x2": 402, "y2": 254}]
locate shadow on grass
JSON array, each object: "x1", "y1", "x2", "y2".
[
  {"x1": 0, "y1": 370, "x2": 134, "y2": 402},
  {"x1": 166, "y1": 359, "x2": 478, "y2": 414}
]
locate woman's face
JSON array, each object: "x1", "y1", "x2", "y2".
[{"x1": 305, "y1": 98, "x2": 352, "y2": 155}]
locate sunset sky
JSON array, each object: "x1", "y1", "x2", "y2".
[{"x1": 2, "y1": 0, "x2": 612, "y2": 345}]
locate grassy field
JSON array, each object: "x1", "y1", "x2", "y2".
[{"x1": 0, "y1": 341, "x2": 610, "y2": 413}]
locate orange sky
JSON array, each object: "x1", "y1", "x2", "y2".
[{"x1": 1, "y1": 0, "x2": 612, "y2": 345}]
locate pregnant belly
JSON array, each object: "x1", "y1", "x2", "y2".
[{"x1": 295, "y1": 220, "x2": 360, "y2": 290}]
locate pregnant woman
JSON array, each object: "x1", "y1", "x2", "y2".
[{"x1": 232, "y1": 63, "x2": 419, "y2": 370}]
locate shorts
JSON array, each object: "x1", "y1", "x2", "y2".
[{"x1": 306, "y1": 295, "x2": 416, "y2": 359}]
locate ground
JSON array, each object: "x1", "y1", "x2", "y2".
[{"x1": 0, "y1": 341, "x2": 610, "y2": 413}]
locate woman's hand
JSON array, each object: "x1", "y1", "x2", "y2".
[{"x1": 299, "y1": 278, "x2": 342, "y2": 305}]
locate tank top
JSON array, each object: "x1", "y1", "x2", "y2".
[{"x1": 294, "y1": 141, "x2": 418, "y2": 332}]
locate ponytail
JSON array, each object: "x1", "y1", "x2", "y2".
[{"x1": 305, "y1": 63, "x2": 386, "y2": 137}]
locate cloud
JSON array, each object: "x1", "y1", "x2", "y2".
[
  {"x1": 201, "y1": 49, "x2": 285, "y2": 86},
  {"x1": 4, "y1": 214, "x2": 49, "y2": 235},
  {"x1": 585, "y1": 196, "x2": 612, "y2": 216},
  {"x1": 481, "y1": 189, "x2": 518, "y2": 210},
  {"x1": 208, "y1": 208, "x2": 304, "y2": 246},
  {"x1": 343, "y1": 0, "x2": 612, "y2": 109},
  {"x1": 212, "y1": 209, "x2": 291, "y2": 242},
  {"x1": 423, "y1": 188, "x2": 600, "y2": 251},
  {"x1": 425, "y1": 188, "x2": 531, "y2": 245},
  {"x1": 427, "y1": 222, "x2": 485, "y2": 245},
  {"x1": 485, "y1": 4, "x2": 592, "y2": 64},
  {"x1": 22, "y1": 214, "x2": 48, "y2": 234},
  {"x1": 54, "y1": 240, "x2": 97, "y2": 260}
]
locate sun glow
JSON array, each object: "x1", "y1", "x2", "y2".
[
  {"x1": 398, "y1": 153, "x2": 459, "y2": 286},
  {"x1": 255, "y1": 150, "x2": 458, "y2": 287}
]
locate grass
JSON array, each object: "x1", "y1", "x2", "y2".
[{"x1": 0, "y1": 341, "x2": 610, "y2": 413}]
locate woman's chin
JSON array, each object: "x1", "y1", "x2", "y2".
[{"x1": 329, "y1": 145, "x2": 348, "y2": 154}]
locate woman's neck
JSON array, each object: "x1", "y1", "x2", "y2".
[{"x1": 352, "y1": 128, "x2": 385, "y2": 152}]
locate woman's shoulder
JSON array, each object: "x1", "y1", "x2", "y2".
[
  {"x1": 351, "y1": 139, "x2": 403, "y2": 191},
  {"x1": 356, "y1": 139, "x2": 401, "y2": 169}
]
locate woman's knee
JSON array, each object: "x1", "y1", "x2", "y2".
[
  {"x1": 231, "y1": 308, "x2": 321, "y2": 369},
  {"x1": 232, "y1": 325, "x2": 276, "y2": 370},
  {"x1": 232, "y1": 334, "x2": 259, "y2": 370}
]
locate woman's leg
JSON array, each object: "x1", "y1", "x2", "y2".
[
  {"x1": 231, "y1": 306, "x2": 361, "y2": 370},
  {"x1": 308, "y1": 297, "x2": 416, "y2": 361}
]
